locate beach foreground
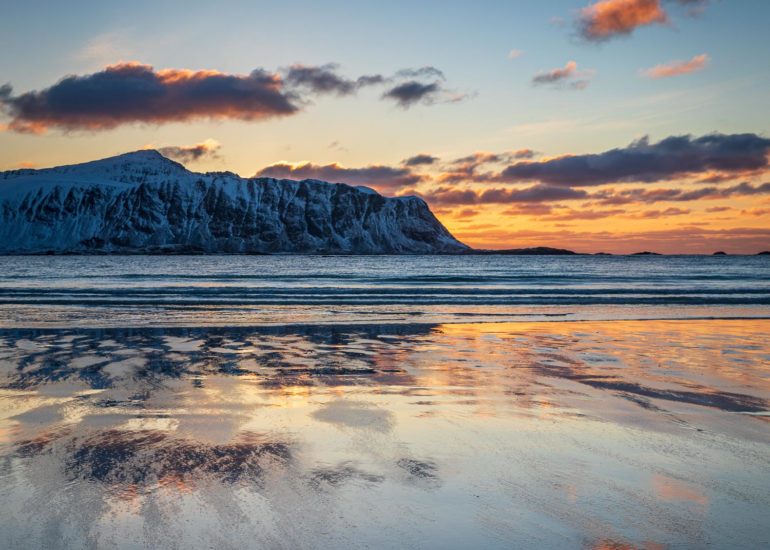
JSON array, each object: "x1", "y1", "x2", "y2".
[{"x1": 1, "y1": 319, "x2": 768, "y2": 549}]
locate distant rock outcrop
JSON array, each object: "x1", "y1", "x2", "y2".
[{"x1": 472, "y1": 247, "x2": 578, "y2": 255}]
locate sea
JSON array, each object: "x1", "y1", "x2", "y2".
[
  {"x1": 0, "y1": 255, "x2": 768, "y2": 549},
  {"x1": 0, "y1": 254, "x2": 768, "y2": 327}
]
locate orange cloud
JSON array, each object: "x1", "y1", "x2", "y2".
[
  {"x1": 578, "y1": 0, "x2": 668, "y2": 41},
  {"x1": 642, "y1": 54, "x2": 709, "y2": 79},
  {"x1": 454, "y1": 208, "x2": 479, "y2": 219}
]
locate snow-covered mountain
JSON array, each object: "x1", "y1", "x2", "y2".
[{"x1": 0, "y1": 150, "x2": 468, "y2": 254}]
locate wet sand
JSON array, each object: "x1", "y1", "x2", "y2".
[{"x1": 1, "y1": 320, "x2": 769, "y2": 548}]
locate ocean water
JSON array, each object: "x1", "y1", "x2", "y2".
[
  {"x1": 1, "y1": 256, "x2": 769, "y2": 549},
  {"x1": 0, "y1": 254, "x2": 768, "y2": 327}
]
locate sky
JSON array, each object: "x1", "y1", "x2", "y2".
[{"x1": 1, "y1": 0, "x2": 769, "y2": 253}]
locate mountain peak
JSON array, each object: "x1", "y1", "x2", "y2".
[
  {"x1": 20, "y1": 149, "x2": 190, "y2": 177},
  {"x1": 115, "y1": 149, "x2": 169, "y2": 162},
  {"x1": 75, "y1": 149, "x2": 186, "y2": 171}
]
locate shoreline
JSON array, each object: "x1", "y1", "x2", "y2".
[{"x1": 3, "y1": 314, "x2": 770, "y2": 332}]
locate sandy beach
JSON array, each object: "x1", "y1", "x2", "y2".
[{"x1": 1, "y1": 319, "x2": 768, "y2": 548}]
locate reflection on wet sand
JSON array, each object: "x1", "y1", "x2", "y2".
[
  {"x1": 1, "y1": 320, "x2": 769, "y2": 548},
  {"x1": 18, "y1": 429, "x2": 292, "y2": 489}
]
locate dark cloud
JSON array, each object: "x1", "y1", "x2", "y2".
[
  {"x1": 452, "y1": 152, "x2": 500, "y2": 165},
  {"x1": 381, "y1": 66, "x2": 468, "y2": 108},
  {"x1": 741, "y1": 207, "x2": 770, "y2": 217},
  {"x1": 439, "y1": 152, "x2": 499, "y2": 183},
  {"x1": 402, "y1": 154, "x2": 439, "y2": 166},
  {"x1": 631, "y1": 206, "x2": 691, "y2": 218},
  {"x1": 395, "y1": 67, "x2": 446, "y2": 80},
  {"x1": 283, "y1": 63, "x2": 457, "y2": 109},
  {"x1": 356, "y1": 74, "x2": 388, "y2": 87},
  {"x1": 591, "y1": 182, "x2": 770, "y2": 205},
  {"x1": 0, "y1": 62, "x2": 298, "y2": 133},
  {"x1": 255, "y1": 162, "x2": 423, "y2": 191},
  {"x1": 410, "y1": 179, "x2": 770, "y2": 210},
  {"x1": 480, "y1": 185, "x2": 589, "y2": 203},
  {"x1": 0, "y1": 62, "x2": 463, "y2": 133},
  {"x1": 413, "y1": 187, "x2": 480, "y2": 206},
  {"x1": 532, "y1": 61, "x2": 578, "y2": 84},
  {"x1": 284, "y1": 64, "x2": 357, "y2": 96},
  {"x1": 382, "y1": 81, "x2": 442, "y2": 108},
  {"x1": 418, "y1": 184, "x2": 588, "y2": 206},
  {"x1": 157, "y1": 139, "x2": 221, "y2": 163},
  {"x1": 452, "y1": 149, "x2": 536, "y2": 165},
  {"x1": 532, "y1": 61, "x2": 592, "y2": 90},
  {"x1": 283, "y1": 64, "x2": 384, "y2": 96},
  {"x1": 576, "y1": 0, "x2": 668, "y2": 42},
  {"x1": 498, "y1": 133, "x2": 770, "y2": 187},
  {"x1": 437, "y1": 150, "x2": 538, "y2": 183}
]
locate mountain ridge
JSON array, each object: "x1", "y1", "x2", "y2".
[{"x1": 0, "y1": 150, "x2": 468, "y2": 255}]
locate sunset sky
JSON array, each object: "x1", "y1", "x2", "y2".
[{"x1": 1, "y1": 0, "x2": 769, "y2": 253}]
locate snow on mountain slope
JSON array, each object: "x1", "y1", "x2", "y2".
[{"x1": 0, "y1": 150, "x2": 468, "y2": 254}]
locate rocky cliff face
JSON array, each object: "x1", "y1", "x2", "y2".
[{"x1": 0, "y1": 150, "x2": 468, "y2": 254}]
